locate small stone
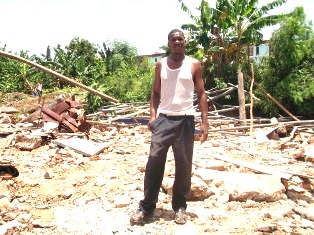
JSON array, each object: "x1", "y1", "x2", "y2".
[{"x1": 44, "y1": 171, "x2": 54, "y2": 179}]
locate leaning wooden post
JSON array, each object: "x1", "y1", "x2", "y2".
[{"x1": 0, "y1": 50, "x2": 119, "y2": 103}]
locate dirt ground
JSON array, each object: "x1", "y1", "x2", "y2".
[{"x1": 0, "y1": 92, "x2": 314, "y2": 235}]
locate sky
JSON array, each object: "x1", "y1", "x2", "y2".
[{"x1": 0, "y1": 0, "x2": 313, "y2": 56}]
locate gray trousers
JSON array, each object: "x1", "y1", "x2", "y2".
[{"x1": 139, "y1": 113, "x2": 195, "y2": 213}]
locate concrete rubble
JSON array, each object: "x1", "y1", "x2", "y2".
[{"x1": 0, "y1": 97, "x2": 314, "y2": 234}]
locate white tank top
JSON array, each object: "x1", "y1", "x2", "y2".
[{"x1": 157, "y1": 56, "x2": 196, "y2": 116}]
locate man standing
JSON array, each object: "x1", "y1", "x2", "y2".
[{"x1": 130, "y1": 29, "x2": 209, "y2": 225}]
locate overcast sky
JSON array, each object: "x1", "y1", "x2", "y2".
[{"x1": 0, "y1": 0, "x2": 313, "y2": 56}]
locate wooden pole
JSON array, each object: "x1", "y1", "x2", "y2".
[
  {"x1": 237, "y1": 67, "x2": 247, "y2": 126},
  {"x1": 0, "y1": 50, "x2": 119, "y2": 103}
]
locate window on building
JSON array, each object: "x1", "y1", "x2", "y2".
[{"x1": 256, "y1": 46, "x2": 260, "y2": 55}]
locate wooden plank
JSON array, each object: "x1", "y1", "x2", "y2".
[
  {"x1": 208, "y1": 87, "x2": 237, "y2": 101},
  {"x1": 208, "y1": 104, "x2": 251, "y2": 114},
  {"x1": 98, "y1": 108, "x2": 149, "y2": 123},
  {"x1": 208, "y1": 120, "x2": 314, "y2": 133}
]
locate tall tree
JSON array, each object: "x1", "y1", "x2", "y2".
[{"x1": 67, "y1": 37, "x2": 98, "y2": 67}]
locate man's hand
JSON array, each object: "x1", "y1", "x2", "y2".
[
  {"x1": 147, "y1": 118, "x2": 156, "y2": 131},
  {"x1": 199, "y1": 122, "x2": 209, "y2": 143}
]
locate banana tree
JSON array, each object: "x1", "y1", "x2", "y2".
[
  {"x1": 215, "y1": 0, "x2": 287, "y2": 63},
  {"x1": 41, "y1": 45, "x2": 85, "y2": 89},
  {"x1": 179, "y1": 0, "x2": 287, "y2": 123}
]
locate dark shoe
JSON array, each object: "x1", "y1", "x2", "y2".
[
  {"x1": 174, "y1": 208, "x2": 188, "y2": 224},
  {"x1": 130, "y1": 209, "x2": 145, "y2": 225}
]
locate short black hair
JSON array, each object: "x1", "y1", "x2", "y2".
[{"x1": 168, "y1": 29, "x2": 184, "y2": 40}]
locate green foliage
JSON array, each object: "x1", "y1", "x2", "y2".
[
  {"x1": 257, "y1": 7, "x2": 314, "y2": 118},
  {"x1": 282, "y1": 58, "x2": 314, "y2": 116},
  {"x1": 84, "y1": 83, "x2": 111, "y2": 113},
  {"x1": 84, "y1": 40, "x2": 154, "y2": 113},
  {"x1": 0, "y1": 50, "x2": 40, "y2": 93},
  {"x1": 268, "y1": 7, "x2": 313, "y2": 77}
]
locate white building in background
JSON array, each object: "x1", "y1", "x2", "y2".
[
  {"x1": 146, "y1": 52, "x2": 165, "y2": 64},
  {"x1": 138, "y1": 52, "x2": 165, "y2": 65},
  {"x1": 248, "y1": 41, "x2": 270, "y2": 63}
]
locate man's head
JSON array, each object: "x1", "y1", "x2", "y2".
[
  {"x1": 167, "y1": 29, "x2": 186, "y2": 54},
  {"x1": 168, "y1": 29, "x2": 185, "y2": 41}
]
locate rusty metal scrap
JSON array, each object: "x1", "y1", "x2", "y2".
[{"x1": 41, "y1": 97, "x2": 90, "y2": 133}]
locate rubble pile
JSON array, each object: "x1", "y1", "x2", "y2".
[{"x1": 0, "y1": 95, "x2": 314, "y2": 234}]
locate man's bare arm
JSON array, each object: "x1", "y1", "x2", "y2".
[
  {"x1": 148, "y1": 60, "x2": 162, "y2": 129},
  {"x1": 193, "y1": 60, "x2": 209, "y2": 142}
]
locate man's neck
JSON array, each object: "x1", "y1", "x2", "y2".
[{"x1": 170, "y1": 53, "x2": 185, "y2": 62}]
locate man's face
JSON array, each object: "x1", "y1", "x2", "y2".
[{"x1": 168, "y1": 32, "x2": 186, "y2": 53}]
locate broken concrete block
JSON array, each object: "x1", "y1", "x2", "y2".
[
  {"x1": 195, "y1": 169, "x2": 286, "y2": 202},
  {"x1": 161, "y1": 176, "x2": 210, "y2": 201},
  {"x1": 0, "y1": 182, "x2": 10, "y2": 199},
  {"x1": 53, "y1": 137, "x2": 109, "y2": 157},
  {"x1": 14, "y1": 133, "x2": 42, "y2": 150}
]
